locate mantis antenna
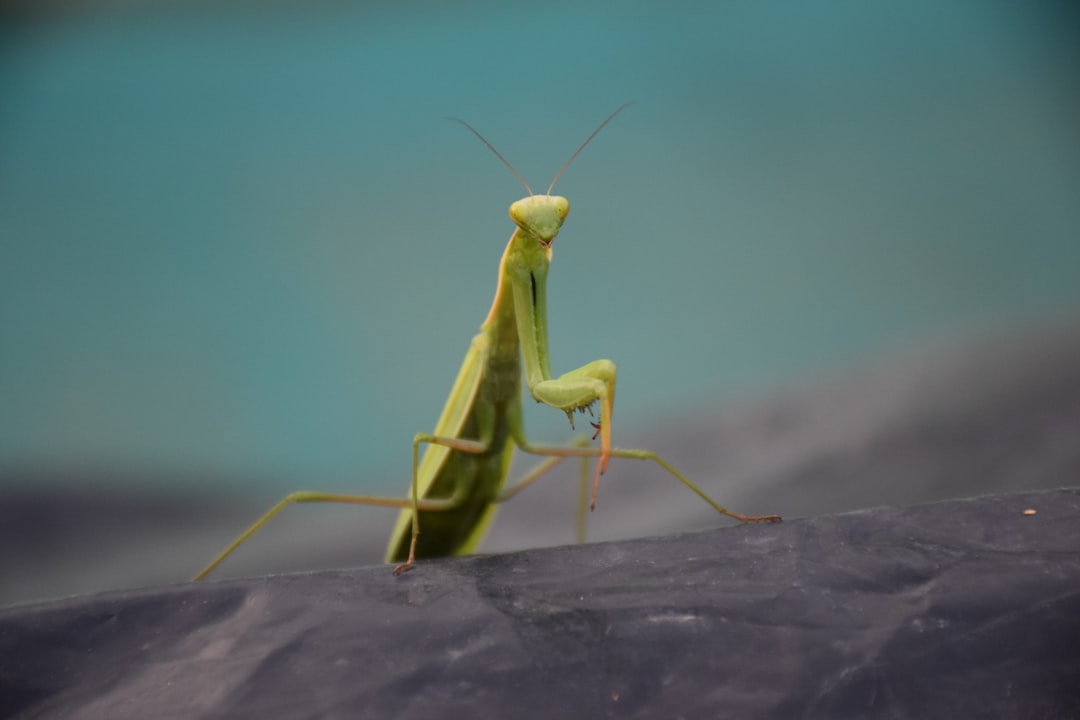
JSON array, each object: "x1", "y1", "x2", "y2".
[
  {"x1": 547, "y1": 102, "x2": 636, "y2": 194},
  {"x1": 447, "y1": 117, "x2": 534, "y2": 196},
  {"x1": 448, "y1": 102, "x2": 637, "y2": 196}
]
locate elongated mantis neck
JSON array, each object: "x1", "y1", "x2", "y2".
[{"x1": 482, "y1": 194, "x2": 565, "y2": 328}]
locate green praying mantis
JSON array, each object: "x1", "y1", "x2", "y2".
[{"x1": 192, "y1": 105, "x2": 780, "y2": 582}]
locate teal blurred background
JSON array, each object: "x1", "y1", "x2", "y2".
[{"x1": 2, "y1": 1, "x2": 1079, "y2": 602}]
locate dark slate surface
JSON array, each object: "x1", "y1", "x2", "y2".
[{"x1": 2, "y1": 488, "x2": 1078, "y2": 720}]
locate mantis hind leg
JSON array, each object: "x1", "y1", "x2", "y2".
[
  {"x1": 493, "y1": 436, "x2": 593, "y2": 544},
  {"x1": 495, "y1": 436, "x2": 779, "y2": 549},
  {"x1": 510, "y1": 440, "x2": 782, "y2": 525},
  {"x1": 194, "y1": 433, "x2": 493, "y2": 582},
  {"x1": 605, "y1": 447, "x2": 781, "y2": 524},
  {"x1": 191, "y1": 490, "x2": 458, "y2": 582},
  {"x1": 393, "y1": 432, "x2": 491, "y2": 575}
]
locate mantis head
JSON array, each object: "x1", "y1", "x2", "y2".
[{"x1": 509, "y1": 195, "x2": 569, "y2": 247}]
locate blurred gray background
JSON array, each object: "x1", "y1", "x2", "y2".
[{"x1": 2, "y1": 1, "x2": 1078, "y2": 607}]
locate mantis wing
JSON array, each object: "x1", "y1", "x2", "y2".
[{"x1": 384, "y1": 332, "x2": 490, "y2": 559}]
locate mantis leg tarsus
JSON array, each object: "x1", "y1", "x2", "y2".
[
  {"x1": 729, "y1": 512, "x2": 783, "y2": 524},
  {"x1": 392, "y1": 558, "x2": 415, "y2": 575}
]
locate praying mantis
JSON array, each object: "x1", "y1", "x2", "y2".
[{"x1": 192, "y1": 105, "x2": 780, "y2": 582}]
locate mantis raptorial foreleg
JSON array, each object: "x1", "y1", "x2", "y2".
[{"x1": 528, "y1": 358, "x2": 617, "y2": 500}]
